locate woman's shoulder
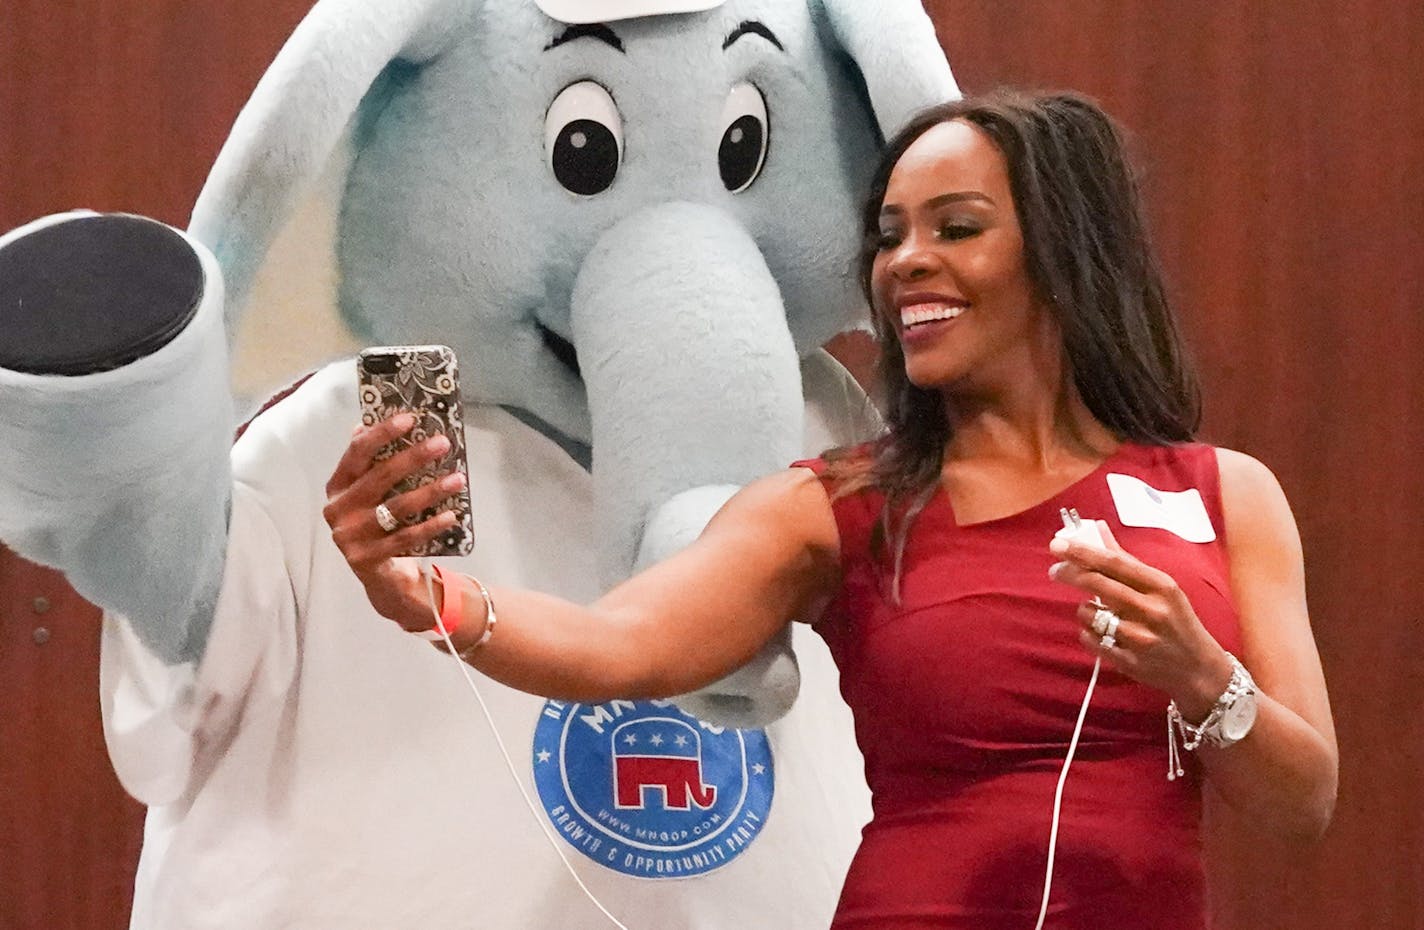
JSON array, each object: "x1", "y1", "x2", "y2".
[
  {"x1": 709, "y1": 468, "x2": 845, "y2": 571},
  {"x1": 1127, "y1": 440, "x2": 1272, "y2": 478},
  {"x1": 1206, "y1": 445, "x2": 1299, "y2": 558},
  {"x1": 1211, "y1": 445, "x2": 1281, "y2": 490},
  {"x1": 1114, "y1": 439, "x2": 1275, "y2": 492}
]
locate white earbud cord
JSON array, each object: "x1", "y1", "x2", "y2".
[
  {"x1": 416, "y1": 541, "x2": 1096, "y2": 930},
  {"x1": 1033, "y1": 656, "x2": 1102, "y2": 930},
  {"x1": 419, "y1": 559, "x2": 632, "y2": 930}
]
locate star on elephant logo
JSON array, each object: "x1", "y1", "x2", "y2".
[{"x1": 532, "y1": 698, "x2": 774, "y2": 878}]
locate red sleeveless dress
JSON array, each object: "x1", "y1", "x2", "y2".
[{"x1": 797, "y1": 443, "x2": 1240, "y2": 930}]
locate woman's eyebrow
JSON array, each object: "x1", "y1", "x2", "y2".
[
  {"x1": 881, "y1": 191, "x2": 996, "y2": 217},
  {"x1": 925, "y1": 191, "x2": 996, "y2": 208}
]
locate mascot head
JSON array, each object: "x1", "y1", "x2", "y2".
[{"x1": 194, "y1": 0, "x2": 956, "y2": 583}]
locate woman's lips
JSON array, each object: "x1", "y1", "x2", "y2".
[{"x1": 897, "y1": 299, "x2": 967, "y2": 344}]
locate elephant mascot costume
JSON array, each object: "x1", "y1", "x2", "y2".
[{"x1": 0, "y1": 0, "x2": 956, "y2": 926}]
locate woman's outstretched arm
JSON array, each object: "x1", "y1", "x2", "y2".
[{"x1": 324, "y1": 414, "x2": 842, "y2": 702}]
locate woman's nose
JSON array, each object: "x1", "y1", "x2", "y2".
[{"x1": 886, "y1": 237, "x2": 937, "y2": 280}]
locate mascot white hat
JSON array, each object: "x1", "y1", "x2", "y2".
[{"x1": 536, "y1": 0, "x2": 726, "y2": 22}]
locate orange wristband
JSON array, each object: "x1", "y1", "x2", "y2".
[
  {"x1": 429, "y1": 563, "x2": 467, "y2": 637},
  {"x1": 422, "y1": 565, "x2": 496, "y2": 654}
]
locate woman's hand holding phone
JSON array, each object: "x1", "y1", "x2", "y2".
[{"x1": 323, "y1": 413, "x2": 469, "y2": 630}]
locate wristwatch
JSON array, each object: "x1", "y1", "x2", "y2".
[
  {"x1": 1205, "y1": 654, "x2": 1259, "y2": 747},
  {"x1": 1169, "y1": 653, "x2": 1259, "y2": 751}
]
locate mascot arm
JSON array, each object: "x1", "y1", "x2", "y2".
[
  {"x1": 0, "y1": 214, "x2": 307, "y2": 807},
  {"x1": 669, "y1": 352, "x2": 882, "y2": 728},
  {"x1": 0, "y1": 213, "x2": 235, "y2": 667}
]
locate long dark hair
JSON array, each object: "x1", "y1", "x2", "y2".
[{"x1": 826, "y1": 89, "x2": 1201, "y2": 593}]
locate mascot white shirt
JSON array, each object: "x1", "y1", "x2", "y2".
[{"x1": 103, "y1": 350, "x2": 877, "y2": 929}]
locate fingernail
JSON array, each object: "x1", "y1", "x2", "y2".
[
  {"x1": 428, "y1": 435, "x2": 451, "y2": 453},
  {"x1": 392, "y1": 413, "x2": 416, "y2": 430},
  {"x1": 441, "y1": 472, "x2": 466, "y2": 491},
  {"x1": 1048, "y1": 561, "x2": 1065, "y2": 579},
  {"x1": 1049, "y1": 538, "x2": 1069, "y2": 555}
]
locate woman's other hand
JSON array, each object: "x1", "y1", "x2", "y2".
[
  {"x1": 322, "y1": 413, "x2": 466, "y2": 631},
  {"x1": 1048, "y1": 521, "x2": 1233, "y2": 719}
]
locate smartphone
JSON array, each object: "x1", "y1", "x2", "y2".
[{"x1": 356, "y1": 345, "x2": 474, "y2": 557}]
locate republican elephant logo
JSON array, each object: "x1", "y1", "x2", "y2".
[
  {"x1": 612, "y1": 718, "x2": 717, "y2": 811},
  {"x1": 533, "y1": 698, "x2": 775, "y2": 877}
]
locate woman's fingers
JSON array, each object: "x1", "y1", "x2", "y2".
[
  {"x1": 324, "y1": 426, "x2": 458, "y2": 544},
  {"x1": 327, "y1": 432, "x2": 451, "y2": 527},
  {"x1": 345, "y1": 510, "x2": 460, "y2": 569},
  {"x1": 1075, "y1": 598, "x2": 1156, "y2": 648},
  {"x1": 377, "y1": 471, "x2": 468, "y2": 532},
  {"x1": 1076, "y1": 626, "x2": 1142, "y2": 673},
  {"x1": 326, "y1": 413, "x2": 416, "y2": 498},
  {"x1": 1049, "y1": 560, "x2": 1153, "y2": 617},
  {"x1": 1095, "y1": 520, "x2": 1125, "y2": 552},
  {"x1": 1052, "y1": 558, "x2": 1190, "y2": 639},
  {"x1": 1049, "y1": 532, "x2": 1177, "y2": 597},
  {"x1": 350, "y1": 434, "x2": 450, "y2": 506},
  {"x1": 329, "y1": 470, "x2": 465, "y2": 551}
]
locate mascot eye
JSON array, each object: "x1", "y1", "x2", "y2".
[
  {"x1": 718, "y1": 83, "x2": 769, "y2": 193},
  {"x1": 545, "y1": 81, "x2": 624, "y2": 196}
]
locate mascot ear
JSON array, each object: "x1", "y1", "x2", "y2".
[
  {"x1": 819, "y1": 0, "x2": 960, "y2": 138},
  {"x1": 189, "y1": 0, "x2": 477, "y2": 327}
]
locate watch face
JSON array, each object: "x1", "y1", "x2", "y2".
[{"x1": 1222, "y1": 692, "x2": 1258, "y2": 741}]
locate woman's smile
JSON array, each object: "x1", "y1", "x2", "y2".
[{"x1": 898, "y1": 296, "x2": 969, "y2": 345}]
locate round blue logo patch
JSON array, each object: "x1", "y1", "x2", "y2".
[{"x1": 532, "y1": 698, "x2": 774, "y2": 878}]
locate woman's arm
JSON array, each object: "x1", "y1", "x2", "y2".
[
  {"x1": 453, "y1": 469, "x2": 841, "y2": 701},
  {"x1": 1047, "y1": 447, "x2": 1337, "y2": 841},
  {"x1": 1194, "y1": 448, "x2": 1337, "y2": 839},
  {"x1": 324, "y1": 415, "x2": 842, "y2": 702}
]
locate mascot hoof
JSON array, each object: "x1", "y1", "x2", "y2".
[{"x1": 0, "y1": 213, "x2": 204, "y2": 375}]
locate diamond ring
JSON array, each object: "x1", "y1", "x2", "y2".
[{"x1": 375, "y1": 502, "x2": 400, "y2": 534}]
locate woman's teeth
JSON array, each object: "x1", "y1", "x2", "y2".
[{"x1": 901, "y1": 303, "x2": 966, "y2": 328}]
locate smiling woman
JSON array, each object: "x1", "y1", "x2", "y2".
[{"x1": 338, "y1": 90, "x2": 1336, "y2": 930}]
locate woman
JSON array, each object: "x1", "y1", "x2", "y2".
[{"x1": 324, "y1": 91, "x2": 1336, "y2": 928}]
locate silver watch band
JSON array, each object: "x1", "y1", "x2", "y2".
[{"x1": 1166, "y1": 653, "x2": 1257, "y2": 779}]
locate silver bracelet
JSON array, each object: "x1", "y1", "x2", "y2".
[
  {"x1": 460, "y1": 574, "x2": 498, "y2": 655},
  {"x1": 1166, "y1": 653, "x2": 1258, "y2": 780}
]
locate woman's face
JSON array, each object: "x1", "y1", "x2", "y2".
[{"x1": 871, "y1": 119, "x2": 1051, "y2": 394}]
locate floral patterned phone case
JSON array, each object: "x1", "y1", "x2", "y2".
[{"x1": 356, "y1": 345, "x2": 474, "y2": 557}]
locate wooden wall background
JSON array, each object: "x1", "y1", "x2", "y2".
[{"x1": 1, "y1": 2, "x2": 1419, "y2": 928}]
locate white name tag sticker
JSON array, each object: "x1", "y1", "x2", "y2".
[{"x1": 1106, "y1": 473, "x2": 1217, "y2": 543}]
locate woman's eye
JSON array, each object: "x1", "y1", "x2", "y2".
[
  {"x1": 939, "y1": 223, "x2": 979, "y2": 240},
  {"x1": 875, "y1": 232, "x2": 902, "y2": 251}
]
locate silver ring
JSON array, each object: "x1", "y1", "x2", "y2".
[
  {"x1": 1092, "y1": 606, "x2": 1120, "y2": 638},
  {"x1": 374, "y1": 502, "x2": 400, "y2": 534}
]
